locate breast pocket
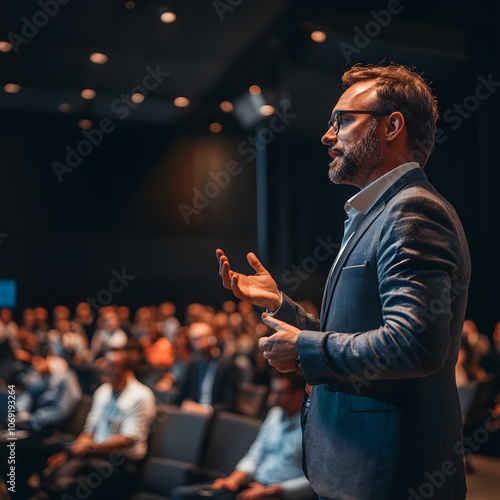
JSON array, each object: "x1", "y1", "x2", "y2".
[{"x1": 341, "y1": 260, "x2": 370, "y2": 278}]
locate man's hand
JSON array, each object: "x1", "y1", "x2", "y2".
[
  {"x1": 259, "y1": 314, "x2": 300, "y2": 372},
  {"x1": 237, "y1": 482, "x2": 282, "y2": 500},
  {"x1": 43, "y1": 451, "x2": 69, "y2": 475},
  {"x1": 212, "y1": 470, "x2": 248, "y2": 491},
  {"x1": 216, "y1": 249, "x2": 281, "y2": 311},
  {"x1": 69, "y1": 434, "x2": 95, "y2": 457}
]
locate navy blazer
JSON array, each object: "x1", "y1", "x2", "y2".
[{"x1": 276, "y1": 168, "x2": 470, "y2": 500}]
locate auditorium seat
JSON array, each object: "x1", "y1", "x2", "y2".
[
  {"x1": 130, "y1": 409, "x2": 213, "y2": 499},
  {"x1": 235, "y1": 383, "x2": 269, "y2": 419}
]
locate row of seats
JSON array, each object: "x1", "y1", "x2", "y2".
[
  {"x1": 44, "y1": 393, "x2": 263, "y2": 500},
  {"x1": 133, "y1": 408, "x2": 261, "y2": 499}
]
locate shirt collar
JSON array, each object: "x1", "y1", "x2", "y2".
[{"x1": 345, "y1": 162, "x2": 420, "y2": 217}]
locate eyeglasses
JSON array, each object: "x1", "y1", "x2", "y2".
[{"x1": 327, "y1": 110, "x2": 390, "y2": 135}]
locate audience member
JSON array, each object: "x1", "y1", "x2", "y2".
[
  {"x1": 38, "y1": 348, "x2": 156, "y2": 499},
  {"x1": 171, "y1": 370, "x2": 315, "y2": 500},
  {"x1": 176, "y1": 321, "x2": 239, "y2": 413},
  {"x1": 73, "y1": 302, "x2": 95, "y2": 343},
  {"x1": 159, "y1": 301, "x2": 181, "y2": 341},
  {"x1": 0, "y1": 352, "x2": 81, "y2": 498},
  {"x1": 462, "y1": 319, "x2": 491, "y2": 368},
  {"x1": 456, "y1": 335, "x2": 488, "y2": 387},
  {"x1": 90, "y1": 309, "x2": 128, "y2": 359}
]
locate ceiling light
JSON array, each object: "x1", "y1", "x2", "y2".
[
  {"x1": 259, "y1": 105, "x2": 275, "y2": 116},
  {"x1": 311, "y1": 31, "x2": 327, "y2": 43},
  {"x1": 220, "y1": 101, "x2": 233, "y2": 112},
  {"x1": 209, "y1": 122, "x2": 223, "y2": 133},
  {"x1": 90, "y1": 52, "x2": 108, "y2": 64},
  {"x1": 131, "y1": 93, "x2": 145, "y2": 104},
  {"x1": 160, "y1": 11, "x2": 176, "y2": 23},
  {"x1": 0, "y1": 41, "x2": 13, "y2": 53},
  {"x1": 124, "y1": 0, "x2": 135, "y2": 9},
  {"x1": 173, "y1": 96, "x2": 190, "y2": 108},
  {"x1": 3, "y1": 83, "x2": 20, "y2": 94},
  {"x1": 249, "y1": 85, "x2": 261, "y2": 95},
  {"x1": 81, "y1": 89, "x2": 96, "y2": 99},
  {"x1": 78, "y1": 119, "x2": 93, "y2": 129},
  {"x1": 58, "y1": 103, "x2": 71, "y2": 113}
]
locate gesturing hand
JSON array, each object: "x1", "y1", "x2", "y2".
[
  {"x1": 258, "y1": 313, "x2": 301, "y2": 373},
  {"x1": 216, "y1": 249, "x2": 281, "y2": 311}
]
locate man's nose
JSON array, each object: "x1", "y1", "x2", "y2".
[{"x1": 321, "y1": 128, "x2": 337, "y2": 145}]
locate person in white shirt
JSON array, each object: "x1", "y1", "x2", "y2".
[{"x1": 40, "y1": 347, "x2": 156, "y2": 499}]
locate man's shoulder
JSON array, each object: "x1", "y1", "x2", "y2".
[{"x1": 124, "y1": 377, "x2": 156, "y2": 403}]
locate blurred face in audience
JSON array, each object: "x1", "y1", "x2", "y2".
[
  {"x1": 268, "y1": 377, "x2": 304, "y2": 417},
  {"x1": 23, "y1": 309, "x2": 37, "y2": 329},
  {"x1": 32, "y1": 355, "x2": 50, "y2": 375},
  {"x1": 103, "y1": 311, "x2": 120, "y2": 332},
  {"x1": 102, "y1": 350, "x2": 130, "y2": 391},
  {"x1": 188, "y1": 322, "x2": 216, "y2": 355},
  {"x1": 35, "y1": 307, "x2": 49, "y2": 326}
]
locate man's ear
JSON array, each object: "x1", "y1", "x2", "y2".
[{"x1": 385, "y1": 111, "x2": 406, "y2": 142}]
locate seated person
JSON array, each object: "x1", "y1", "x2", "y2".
[
  {"x1": 176, "y1": 321, "x2": 239, "y2": 414},
  {"x1": 38, "y1": 347, "x2": 156, "y2": 499},
  {"x1": 16, "y1": 352, "x2": 82, "y2": 435},
  {"x1": 171, "y1": 370, "x2": 315, "y2": 500},
  {"x1": 0, "y1": 352, "x2": 81, "y2": 498}
]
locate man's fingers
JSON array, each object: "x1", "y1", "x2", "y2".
[
  {"x1": 261, "y1": 312, "x2": 284, "y2": 331},
  {"x1": 217, "y1": 250, "x2": 233, "y2": 289},
  {"x1": 247, "y1": 252, "x2": 268, "y2": 275},
  {"x1": 258, "y1": 336, "x2": 271, "y2": 351}
]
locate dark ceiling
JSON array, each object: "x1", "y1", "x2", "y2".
[{"x1": 0, "y1": 0, "x2": 492, "y2": 137}]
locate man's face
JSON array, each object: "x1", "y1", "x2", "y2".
[
  {"x1": 102, "y1": 351, "x2": 128, "y2": 389},
  {"x1": 321, "y1": 81, "x2": 384, "y2": 189},
  {"x1": 188, "y1": 322, "x2": 214, "y2": 354},
  {"x1": 268, "y1": 378, "x2": 303, "y2": 416},
  {"x1": 103, "y1": 312, "x2": 120, "y2": 332}
]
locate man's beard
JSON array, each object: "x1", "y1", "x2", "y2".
[{"x1": 328, "y1": 119, "x2": 383, "y2": 186}]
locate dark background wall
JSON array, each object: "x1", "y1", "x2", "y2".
[{"x1": 0, "y1": 0, "x2": 499, "y2": 333}]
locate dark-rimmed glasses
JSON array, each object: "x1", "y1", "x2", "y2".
[{"x1": 327, "y1": 110, "x2": 390, "y2": 135}]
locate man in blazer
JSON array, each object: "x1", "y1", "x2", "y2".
[{"x1": 216, "y1": 64, "x2": 470, "y2": 499}]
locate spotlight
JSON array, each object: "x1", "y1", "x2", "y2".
[{"x1": 159, "y1": 5, "x2": 176, "y2": 23}]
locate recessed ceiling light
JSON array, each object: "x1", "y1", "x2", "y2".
[
  {"x1": 90, "y1": 52, "x2": 108, "y2": 64},
  {"x1": 131, "y1": 93, "x2": 145, "y2": 104},
  {"x1": 311, "y1": 31, "x2": 327, "y2": 43},
  {"x1": 58, "y1": 103, "x2": 71, "y2": 113},
  {"x1": 160, "y1": 11, "x2": 176, "y2": 23},
  {"x1": 260, "y1": 105, "x2": 275, "y2": 116},
  {"x1": 78, "y1": 119, "x2": 93, "y2": 129},
  {"x1": 249, "y1": 85, "x2": 261, "y2": 95},
  {"x1": 220, "y1": 101, "x2": 233, "y2": 112},
  {"x1": 0, "y1": 41, "x2": 13, "y2": 53},
  {"x1": 209, "y1": 122, "x2": 223, "y2": 133},
  {"x1": 81, "y1": 89, "x2": 96, "y2": 99},
  {"x1": 3, "y1": 83, "x2": 20, "y2": 94},
  {"x1": 173, "y1": 96, "x2": 190, "y2": 108}
]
